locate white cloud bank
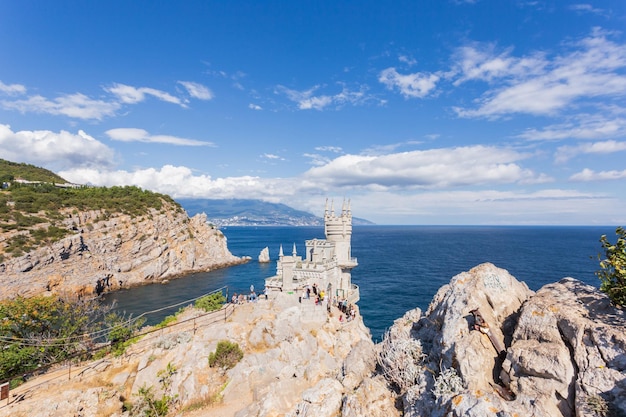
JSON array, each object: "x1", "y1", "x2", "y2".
[{"x1": 0, "y1": 124, "x2": 116, "y2": 170}]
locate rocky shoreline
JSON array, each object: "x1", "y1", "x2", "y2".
[
  {"x1": 0, "y1": 205, "x2": 246, "y2": 299},
  {"x1": 2, "y1": 262, "x2": 625, "y2": 416}
]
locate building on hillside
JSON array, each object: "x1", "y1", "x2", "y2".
[{"x1": 264, "y1": 199, "x2": 359, "y2": 303}]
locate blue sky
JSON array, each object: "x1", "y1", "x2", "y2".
[{"x1": 1, "y1": 1, "x2": 625, "y2": 225}]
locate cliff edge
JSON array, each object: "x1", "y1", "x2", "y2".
[
  {"x1": 378, "y1": 262, "x2": 626, "y2": 417},
  {"x1": 0, "y1": 203, "x2": 243, "y2": 299},
  {"x1": 2, "y1": 263, "x2": 624, "y2": 417}
]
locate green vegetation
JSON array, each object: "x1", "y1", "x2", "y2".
[
  {"x1": 131, "y1": 363, "x2": 178, "y2": 417},
  {"x1": 0, "y1": 295, "x2": 141, "y2": 381},
  {"x1": 1, "y1": 181, "x2": 182, "y2": 259},
  {"x1": 0, "y1": 159, "x2": 67, "y2": 183},
  {"x1": 597, "y1": 226, "x2": 626, "y2": 307},
  {"x1": 208, "y1": 340, "x2": 243, "y2": 370},
  {"x1": 194, "y1": 292, "x2": 226, "y2": 312}
]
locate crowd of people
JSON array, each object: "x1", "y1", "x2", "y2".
[
  {"x1": 298, "y1": 282, "x2": 357, "y2": 322},
  {"x1": 232, "y1": 282, "x2": 357, "y2": 322}
]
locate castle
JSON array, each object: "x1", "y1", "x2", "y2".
[{"x1": 264, "y1": 199, "x2": 359, "y2": 303}]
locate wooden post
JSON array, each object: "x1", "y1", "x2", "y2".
[{"x1": 0, "y1": 382, "x2": 9, "y2": 405}]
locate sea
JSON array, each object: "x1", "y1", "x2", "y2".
[{"x1": 102, "y1": 225, "x2": 615, "y2": 341}]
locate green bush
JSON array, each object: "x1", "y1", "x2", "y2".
[
  {"x1": 208, "y1": 340, "x2": 243, "y2": 370},
  {"x1": 195, "y1": 292, "x2": 226, "y2": 312},
  {"x1": 597, "y1": 226, "x2": 626, "y2": 307},
  {"x1": 132, "y1": 363, "x2": 178, "y2": 417}
]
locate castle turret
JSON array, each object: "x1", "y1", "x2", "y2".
[{"x1": 324, "y1": 198, "x2": 353, "y2": 265}]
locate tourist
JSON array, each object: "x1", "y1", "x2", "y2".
[{"x1": 231, "y1": 293, "x2": 237, "y2": 304}]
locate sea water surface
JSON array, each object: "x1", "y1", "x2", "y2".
[{"x1": 103, "y1": 226, "x2": 614, "y2": 341}]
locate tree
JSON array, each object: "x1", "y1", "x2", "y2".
[
  {"x1": 194, "y1": 292, "x2": 226, "y2": 312},
  {"x1": 597, "y1": 226, "x2": 626, "y2": 307}
]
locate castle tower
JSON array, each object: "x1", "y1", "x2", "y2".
[
  {"x1": 324, "y1": 198, "x2": 352, "y2": 265},
  {"x1": 324, "y1": 198, "x2": 357, "y2": 294}
]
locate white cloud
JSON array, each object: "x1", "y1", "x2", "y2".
[
  {"x1": 249, "y1": 103, "x2": 262, "y2": 110},
  {"x1": 303, "y1": 153, "x2": 331, "y2": 167},
  {"x1": 518, "y1": 113, "x2": 626, "y2": 141},
  {"x1": 452, "y1": 44, "x2": 546, "y2": 85},
  {"x1": 276, "y1": 84, "x2": 375, "y2": 110},
  {"x1": 378, "y1": 68, "x2": 440, "y2": 98},
  {"x1": 178, "y1": 81, "x2": 213, "y2": 100},
  {"x1": 59, "y1": 165, "x2": 300, "y2": 201},
  {"x1": 0, "y1": 124, "x2": 115, "y2": 170},
  {"x1": 569, "y1": 4, "x2": 606, "y2": 15},
  {"x1": 315, "y1": 146, "x2": 343, "y2": 153},
  {"x1": 106, "y1": 83, "x2": 186, "y2": 107},
  {"x1": 398, "y1": 55, "x2": 417, "y2": 66},
  {"x1": 105, "y1": 128, "x2": 214, "y2": 146},
  {"x1": 570, "y1": 168, "x2": 626, "y2": 181},
  {"x1": 1, "y1": 93, "x2": 120, "y2": 120},
  {"x1": 302, "y1": 145, "x2": 540, "y2": 188},
  {"x1": 454, "y1": 31, "x2": 626, "y2": 117},
  {"x1": 261, "y1": 153, "x2": 285, "y2": 161},
  {"x1": 0, "y1": 81, "x2": 26, "y2": 95},
  {"x1": 555, "y1": 140, "x2": 626, "y2": 163}
]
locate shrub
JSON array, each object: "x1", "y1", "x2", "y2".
[
  {"x1": 195, "y1": 292, "x2": 226, "y2": 312},
  {"x1": 432, "y1": 367, "x2": 464, "y2": 400},
  {"x1": 132, "y1": 363, "x2": 178, "y2": 417},
  {"x1": 209, "y1": 340, "x2": 243, "y2": 370},
  {"x1": 597, "y1": 226, "x2": 626, "y2": 307},
  {"x1": 377, "y1": 329, "x2": 427, "y2": 391}
]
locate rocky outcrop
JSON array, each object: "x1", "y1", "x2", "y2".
[
  {"x1": 258, "y1": 246, "x2": 270, "y2": 263},
  {"x1": 377, "y1": 262, "x2": 626, "y2": 417},
  {"x1": 0, "y1": 203, "x2": 243, "y2": 299},
  {"x1": 2, "y1": 294, "x2": 397, "y2": 417},
  {"x1": 3, "y1": 263, "x2": 624, "y2": 416}
]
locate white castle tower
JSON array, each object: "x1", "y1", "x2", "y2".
[
  {"x1": 322, "y1": 198, "x2": 357, "y2": 291},
  {"x1": 265, "y1": 198, "x2": 359, "y2": 303}
]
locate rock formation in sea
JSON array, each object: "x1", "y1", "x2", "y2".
[
  {"x1": 2, "y1": 263, "x2": 624, "y2": 416},
  {"x1": 0, "y1": 202, "x2": 243, "y2": 299},
  {"x1": 258, "y1": 246, "x2": 270, "y2": 263}
]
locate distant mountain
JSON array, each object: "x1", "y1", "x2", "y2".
[{"x1": 177, "y1": 198, "x2": 375, "y2": 226}]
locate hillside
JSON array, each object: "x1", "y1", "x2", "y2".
[
  {"x1": 178, "y1": 198, "x2": 375, "y2": 226},
  {"x1": 0, "y1": 160, "x2": 244, "y2": 299},
  {"x1": 0, "y1": 159, "x2": 67, "y2": 183}
]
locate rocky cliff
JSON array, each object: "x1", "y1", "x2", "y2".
[
  {"x1": 0, "y1": 202, "x2": 243, "y2": 299},
  {"x1": 377, "y1": 263, "x2": 626, "y2": 417},
  {"x1": 2, "y1": 263, "x2": 625, "y2": 417},
  {"x1": 2, "y1": 293, "x2": 395, "y2": 417}
]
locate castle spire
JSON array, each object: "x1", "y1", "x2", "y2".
[
  {"x1": 279, "y1": 244, "x2": 284, "y2": 257},
  {"x1": 292, "y1": 243, "x2": 297, "y2": 256}
]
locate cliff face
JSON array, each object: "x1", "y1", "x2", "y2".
[
  {"x1": 0, "y1": 203, "x2": 243, "y2": 299},
  {"x1": 378, "y1": 263, "x2": 626, "y2": 417}
]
